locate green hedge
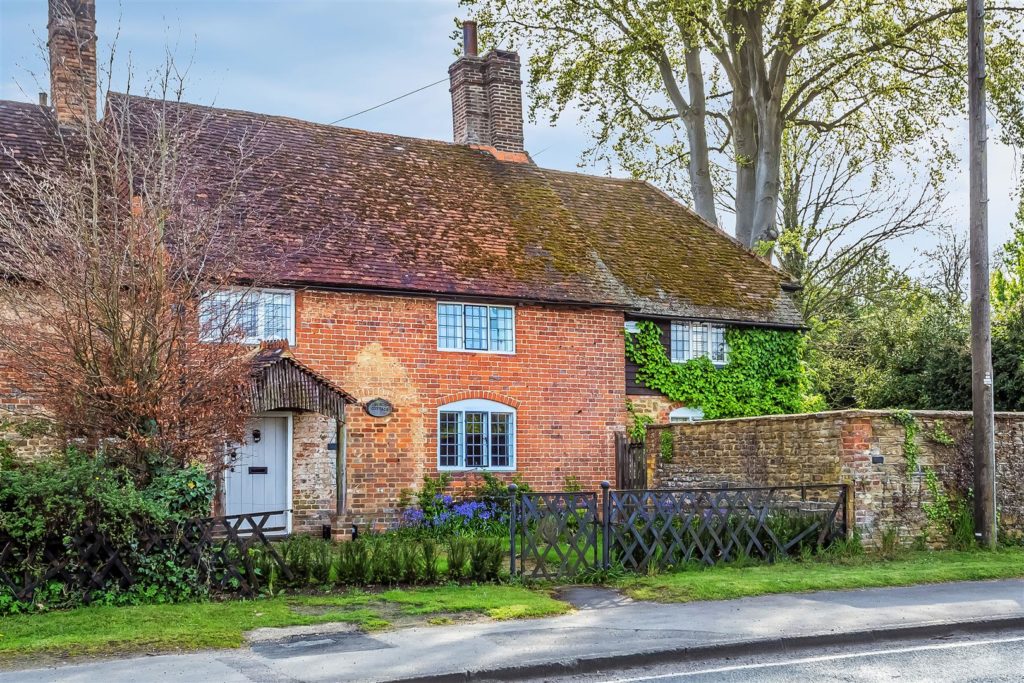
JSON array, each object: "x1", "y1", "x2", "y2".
[{"x1": 0, "y1": 447, "x2": 214, "y2": 614}]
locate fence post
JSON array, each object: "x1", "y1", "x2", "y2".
[
  {"x1": 601, "y1": 480, "x2": 611, "y2": 569},
  {"x1": 843, "y1": 483, "x2": 855, "y2": 540},
  {"x1": 508, "y1": 484, "x2": 518, "y2": 577}
]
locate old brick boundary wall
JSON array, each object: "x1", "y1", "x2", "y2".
[{"x1": 646, "y1": 410, "x2": 1024, "y2": 547}]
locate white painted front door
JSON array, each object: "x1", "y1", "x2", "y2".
[{"x1": 225, "y1": 415, "x2": 290, "y2": 532}]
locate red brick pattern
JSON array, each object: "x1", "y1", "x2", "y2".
[
  {"x1": 293, "y1": 290, "x2": 627, "y2": 528},
  {"x1": 47, "y1": 0, "x2": 97, "y2": 126}
]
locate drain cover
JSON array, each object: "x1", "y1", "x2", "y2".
[{"x1": 252, "y1": 632, "x2": 393, "y2": 659}]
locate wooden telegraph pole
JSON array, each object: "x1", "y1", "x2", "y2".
[{"x1": 968, "y1": 0, "x2": 997, "y2": 548}]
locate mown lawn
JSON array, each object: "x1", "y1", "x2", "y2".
[
  {"x1": 3, "y1": 548, "x2": 1022, "y2": 663},
  {"x1": 621, "y1": 547, "x2": 1024, "y2": 602},
  {"x1": 0, "y1": 584, "x2": 569, "y2": 661}
]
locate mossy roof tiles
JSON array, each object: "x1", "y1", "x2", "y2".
[{"x1": 3, "y1": 94, "x2": 802, "y2": 328}]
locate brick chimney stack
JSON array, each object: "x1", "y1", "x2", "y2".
[
  {"x1": 449, "y1": 21, "x2": 525, "y2": 158},
  {"x1": 47, "y1": 0, "x2": 97, "y2": 126}
]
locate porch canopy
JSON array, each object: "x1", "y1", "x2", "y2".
[{"x1": 248, "y1": 342, "x2": 357, "y2": 422}]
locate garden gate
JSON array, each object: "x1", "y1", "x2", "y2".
[
  {"x1": 511, "y1": 491, "x2": 599, "y2": 578},
  {"x1": 615, "y1": 433, "x2": 646, "y2": 489}
]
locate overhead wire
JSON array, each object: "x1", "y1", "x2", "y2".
[{"x1": 327, "y1": 78, "x2": 449, "y2": 125}]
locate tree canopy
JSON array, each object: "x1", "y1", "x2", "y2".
[{"x1": 460, "y1": 0, "x2": 1024, "y2": 248}]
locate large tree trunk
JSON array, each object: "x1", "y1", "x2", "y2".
[
  {"x1": 751, "y1": 107, "x2": 784, "y2": 246},
  {"x1": 732, "y1": 94, "x2": 758, "y2": 247},
  {"x1": 682, "y1": 47, "x2": 718, "y2": 227},
  {"x1": 658, "y1": 47, "x2": 718, "y2": 227}
]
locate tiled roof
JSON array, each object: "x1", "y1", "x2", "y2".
[
  {"x1": 3, "y1": 94, "x2": 803, "y2": 328},
  {"x1": 0, "y1": 100, "x2": 70, "y2": 176}
]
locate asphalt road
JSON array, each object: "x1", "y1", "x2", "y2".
[{"x1": 527, "y1": 628, "x2": 1024, "y2": 683}]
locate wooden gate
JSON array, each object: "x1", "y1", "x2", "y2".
[{"x1": 615, "y1": 432, "x2": 647, "y2": 490}]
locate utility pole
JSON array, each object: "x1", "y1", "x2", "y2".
[{"x1": 968, "y1": 0, "x2": 997, "y2": 548}]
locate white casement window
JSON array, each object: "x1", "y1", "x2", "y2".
[
  {"x1": 670, "y1": 321, "x2": 728, "y2": 365},
  {"x1": 437, "y1": 302, "x2": 515, "y2": 353},
  {"x1": 669, "y1": 407, "x2": 705, "y2": 423},
  {"x1": 437, "y1": 398, "x2": 516, "y2": 471},
  {"x1": 200, "y1": 288, "x2": 295, "y2": 345}
]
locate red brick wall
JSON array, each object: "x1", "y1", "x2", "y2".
[{"x1": 293, "y1": 290, "x2": 626, "y2": 529}]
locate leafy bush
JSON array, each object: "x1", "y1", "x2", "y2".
[
  {"x1": 336, "y1": 540, "x2": 372, "y2": 584},
  {"x1": 469, "y1": 537, "x2": 504, "y2": 581},
  {"x1": 370, "y1": 541, "x2": 403, "y2": 585},
  {"x1": 447, "y1": 537, "x2": 470, "y2": 580},
  {"x1": 421, "y1": 539, "x2": 441, "y2": 583},
  {"x1": 280, "y1": 535, "x2": 333, "y2": 587},
  {"x1": 0, "y1": 447, "x2": 215, "y2": 613}
]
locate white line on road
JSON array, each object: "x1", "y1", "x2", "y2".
[{"x1": 600, "y1": 635, "x2": 1024, "y2": 682}]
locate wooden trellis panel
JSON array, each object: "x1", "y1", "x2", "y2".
[{"x1": 0, "y1": 511, "x2": 292, "y2": 605}]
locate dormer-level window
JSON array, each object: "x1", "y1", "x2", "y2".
[
  {"x1": 670, "y1": 321, "x2": 728, "y2": 365},
  {"x1": 200, "y1": 288, "x2": 295, "y2": 345},
  {"x1": 437, "y1": 302, "x2": 515, "y2": 353}
]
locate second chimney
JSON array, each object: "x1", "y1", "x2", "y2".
[
  {"x1": 48, "y1": 0, "x2": 97, "y2": 126},
  {"x1": 449, "y1": 21, "x2": 524, "y2": 156}
]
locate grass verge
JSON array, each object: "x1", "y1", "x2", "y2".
[
  {"x1": 0, "y1": 584, "x2": 567, "y2": 662},
  {"x1": 621, "y1": 547, "x2": 1024, "y2": 603}
]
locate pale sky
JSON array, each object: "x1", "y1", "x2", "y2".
[{"x1": 1, "y1": 0, "x2": 1018, "y2": 269}]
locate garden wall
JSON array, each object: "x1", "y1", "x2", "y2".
[{"x1": 646, "y1": 410, "x2": 1024, "y2": 547}]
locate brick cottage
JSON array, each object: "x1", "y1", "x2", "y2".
[{"x1": 0, "y1": 1, "x2": 803, "y2": 536}]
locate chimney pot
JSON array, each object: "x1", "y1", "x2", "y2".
[
  {"x1": 38, "y1": 92, "x2": 49, "y2": 107},
  {"x1": 463, "y1": 21, "x2": 478, "y2": 58}
]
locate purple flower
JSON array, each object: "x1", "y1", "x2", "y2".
[{"x1": 401, "y1": 508, "x2": 425, "y2": 527}]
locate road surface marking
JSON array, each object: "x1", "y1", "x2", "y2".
[{"x1": 601, "y1": 635, "x2": 1024, "y2": 682}]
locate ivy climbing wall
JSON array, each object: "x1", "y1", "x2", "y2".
[
  {"x1": 647, "y1": 409, "x2": 1024, "y2": 548},
  {"x1": 625, "y1": 321, "x2": 816, "y2": 420}
]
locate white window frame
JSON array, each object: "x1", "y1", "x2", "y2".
[
  {"x1": 669, "y1": 407, "x2": 705, "y2": 423},
  {"x1": 436, "y1": 302, "x2": 516, "y2": 354},
  {"x1": 436, "y1": 398, "x2": 517, "y2": 471},
  {"x1": 201, "y1": 288, "x2": 296, "y2": 345},
  {"x1": 670, "y1": 320, "x2": 729, "y2": 366}
]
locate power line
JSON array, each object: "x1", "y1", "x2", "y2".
[{"x1": 328, "y1": 78, "x2": 449, "y2": 125}]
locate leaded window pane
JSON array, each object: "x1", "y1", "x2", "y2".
[
  {"x1": 439, "y1": 412, "x2": 461, "y2": 468},
  {"x1": 710, "y1": 325, "x2": 728, "y2": 363},
  {"x1": 670, "y1": 321, "x2": 690, "y2": 362},
  {"x1": 463, "y1": 305, "x2": 488, "y2": 350},
  {"x1": 464, "y1": 411, "x2": 487, "y2": 467},
  {"x1": 489, "y1": 306, "x2": 514, "y2": 352},
  {"x1": 437, "y1": 304, "x2": 463, "y2": 349},
  {"x1": 263, "y1": 292, "x2": 291, "y2": 340},
  {"x1": 200, "y1": 291, "x2": 232, "y2": 339},
  {"x1": 236, "y1": 294, "x2": 260, "y2": 339},
  {"x1": 692, "y1": 322, "x2": 708, "y2": 358},
  {"x1": 490, "y1": 413, "x2": 511, "y2": 467}
]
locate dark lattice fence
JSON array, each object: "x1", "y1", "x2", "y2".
[
  {"x1": 605, "y1": 486, "x2": 848, "y2": 572},
  {"x1": 0, "y1": 511, "x2": 291, "y2": 604},
  {"x1": 510, "y1": 485, "x2": 850, "y2": 578},
  {"x1": 514, "y1": 492, "x2": 600, "y2": 579}
]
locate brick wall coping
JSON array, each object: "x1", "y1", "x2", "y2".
[{"x1": 648, "y1": 408, "x2": 1024, "y2": 430}]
